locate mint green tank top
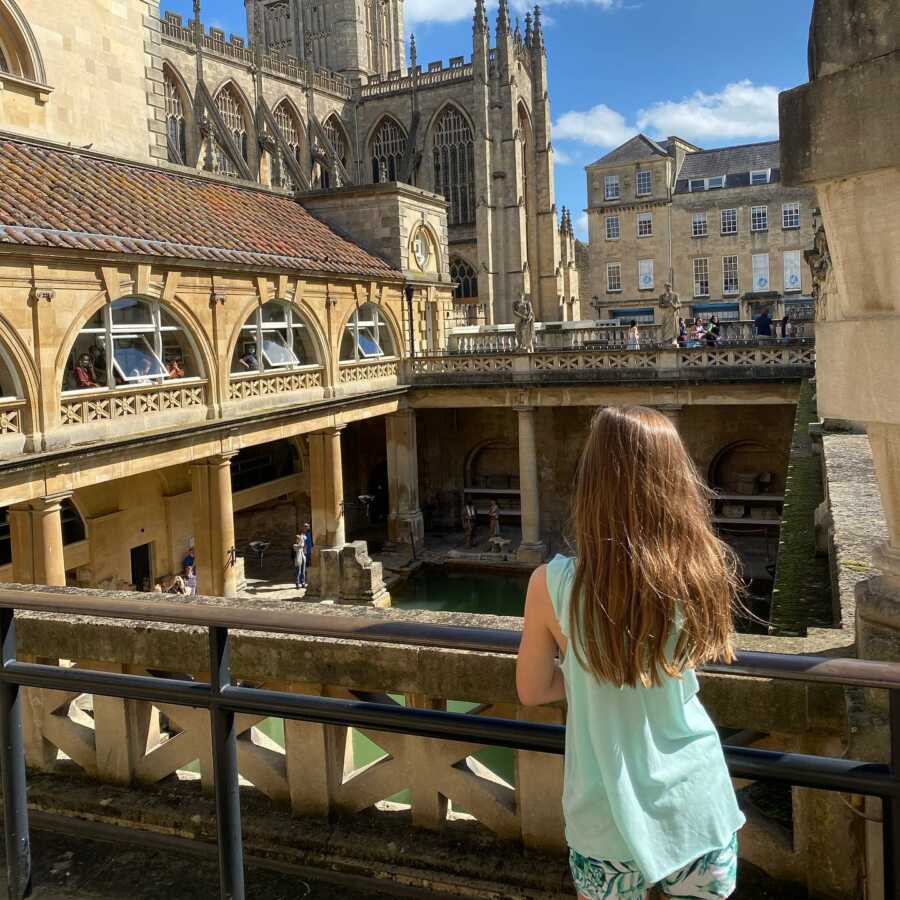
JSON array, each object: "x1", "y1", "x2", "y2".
[{"x1": 546, "y1": 554, "x2": 744, "y2": 884}]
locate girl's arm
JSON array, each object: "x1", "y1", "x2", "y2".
[{"x1": 516, "y1": 565, "x2": 567, "y2": 706}]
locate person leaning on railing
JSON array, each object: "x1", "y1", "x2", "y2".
[{"x1": 517, "y1": 406, "x2": 745, "y2": 900}]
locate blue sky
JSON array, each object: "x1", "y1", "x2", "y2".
[{"x1": 165, "y1": 0, "x2": 814, "y2": 239}]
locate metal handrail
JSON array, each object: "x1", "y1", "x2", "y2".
[
  {"x1": 0, "y1": 589, "x2": 896, "y2": 899},
  {"x1": 2, "y1": 588, "x2": 899, "y2": 689}
]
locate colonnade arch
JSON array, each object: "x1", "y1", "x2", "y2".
[{"x1": 339, "y1": 301, "x2": 400, "y2": 362}]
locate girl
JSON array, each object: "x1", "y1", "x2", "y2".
[{"x1": 517, "y1": 406, "x2": 744, "y2": 900}]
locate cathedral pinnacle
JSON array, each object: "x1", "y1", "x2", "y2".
[
  {"x1": 532, "y1": 5, "x2": 544, "y2": 50},
  {"x1": 514, "y1": 17, "x2": 522, "y2": 44},
  {"x1": 473, "y1": 0, "x2": 488, "y2": 33},
  {"x1": 410, "y1": 33, "x2": 417, "y2": 69},
  {"x1": 497, "y1": 0, "x2": 511, "y2": 38},
  {"x1": 524, "y1": 12, "x2": 533, "y2": 47}
]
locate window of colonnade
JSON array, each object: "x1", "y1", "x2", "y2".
[
  {"x1": 62, "y1": 298, "x2": 201, "y2": 393},
  {"x1": 231, "y1": 300, "x2": 319, "y2": 374},
  {"x1": 0, "y1": 346, "x2": 20, "y2": 401},
  {"x1": 0, "y1": 0, "x2": 40, "y2": 82},
  {"x1": 340, "y1": 303, "x2": 396, "y2": 362}
]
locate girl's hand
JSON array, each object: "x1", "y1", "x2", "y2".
[{"x1": 516, "y1": 565, "x2": 567, "y2": 706}]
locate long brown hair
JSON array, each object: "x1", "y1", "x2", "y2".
[{"x1": 569, "y1": 406, "x2": 740, "y2": 688}]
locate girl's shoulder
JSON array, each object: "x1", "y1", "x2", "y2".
[{"x1": 546, "y1": 554, "x2": 576, "y2": 606}]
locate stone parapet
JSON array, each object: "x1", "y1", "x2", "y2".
[{"x1": 4, "y1": 584, "x2": 862, "y2": 897}]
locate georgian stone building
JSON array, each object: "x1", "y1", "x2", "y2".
[{"x1": 584, "y1": 135, "x2": 816, "y2": 325}]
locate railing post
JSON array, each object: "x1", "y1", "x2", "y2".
[
  {"x1": 208, "y1": 625, "x2": 245, "y2": 900},
  {"x1": 886, "y1": 689, "x2": 900, "y2": 900},
  {"x1": 0, "y1": 608, "x2": 31, "y2": 899}
]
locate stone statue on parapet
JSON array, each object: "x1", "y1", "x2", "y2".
[
  {"x1": 512, "y1": 294, "x2": 536, "y2": 353},
  {"x1": 658, "y1": 282, "x2": 681, "y2": 347}
]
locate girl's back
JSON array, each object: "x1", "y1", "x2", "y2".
[
  {"x1": 545, "y1": 553, "x2": 743, "y2": 885},
  {"x1": 517, "y1": 405, "x2": 744, "y2": 898}
]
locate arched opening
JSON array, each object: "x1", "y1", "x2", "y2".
[
  {"x1": 340, "y1": 303, "x2": 397, "y2": 362},
  {"x1": 317, "y1": 115, "x2": 349, "y2": 189},
  {"x1": 210, "y1": 83, "x2": 251, "y2": 176},
  {"x1": 163, "y1": 66, "x2": 190, "y2": 165},
  {"x1": 370, "y1": 117, "x2": 407, "y2": 184},
  {"x1": 432, "y1": 106, "x2": 476, "y2": 226},
  {"x1": 0, "y1": 0, "x2": 44, "y2": 82},
  {"x1": 709, "y1": 440, "x2": 781, "y2": 495},
  {"x1": 62, "y1": 297, "x2": 202, "y2": 393},
  {"x1": 231, "y1": 300, "x2": 320, "y2": 374},
  {"x1": 272, "y1": 100, "x2": 306, "y2": 192},
  {"x1": 0, "y1": 343, "x2": 22, "y2": 401}
]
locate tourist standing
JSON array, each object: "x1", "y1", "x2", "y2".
[
  {"x1": 463, "y1": 501, "x2": 477, "y2": 547},
  {"x1": 706, "y1": 315, "x2": 721, "y2": 347},
  {"x1": 293, "y1": 525, "x2": 312, "y2": 589},
  {"x1": 516, "y1": 406, "x2": 744, "y2": 899},
  {"x1": 755, "y1": 308, "x2": 773, "y2": 337},
  {"x1": 625, "y1": 320, "x2": 640, "y2": 351},
  {"x1": 780, "y1": 314, "x2": 793, "y2": 342},
  {"x1": 488, "y1": 500, "x2": 501, "y2": 538},
  {"x1": 183, "y1": 565, "x2": 197, "y2": 596}
]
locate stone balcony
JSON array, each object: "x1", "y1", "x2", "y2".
[{"x1": 410, "y1": 342, "x2": 816, "y2": 387}]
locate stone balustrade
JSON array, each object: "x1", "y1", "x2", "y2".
[
  {"x1": 59, "y1": 378, "x2": 207, "y2": 426},
  {"x1": 338, "y1": 358, "x2": 400, "y2": 385},
  {"x1": 10, "y1": 590, "x2": 854, "y2": 897},
  {"x1": 0, "y1": 397, "x2": 24, "y2": 434},
  {"x1": 411, "y1": 344, "x2": 816, "y2": 384},
  {"x1": 448, "y1": 320, "x2": 815, "y2": 354},
  {"x1": 227, "y1": 367, "x2": 324, "y2": 401}
]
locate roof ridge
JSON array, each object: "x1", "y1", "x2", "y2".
[{"x1": 684, "y1": 139, "x2": 780, "y2": 156}]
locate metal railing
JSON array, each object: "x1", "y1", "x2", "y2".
[{"x1": 0, "y1": 588, "x2": 897, "y2": 900}]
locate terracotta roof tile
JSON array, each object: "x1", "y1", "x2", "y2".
[{"x1": 0, "y1": 137, "x2": 401, "y2": 281}]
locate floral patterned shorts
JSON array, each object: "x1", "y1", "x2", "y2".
[{"x1": 569, "y1": 833, "x2": 738, "y2": 900}]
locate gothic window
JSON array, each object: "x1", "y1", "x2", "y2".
[
  {"x1": 213, "y1": 84, "x2": 249, "y2": 176},
  {"x1": 433, "y1": 107, "x2": 476, "y2": 226},
  {"x1": 371, "y1": 118, "x2": 407, "y2": 183},
  {"x1": 450, "y1": 257, "x2": 478, "y2": 300},
  {"x1": 340, "y1": 304, "x2": 396, "y2": 362},
  {"x1": 273, "y1": 100, "x2": 304, "y2": 191},
  {"x1": 519, "y1": 106, "x2": 531, "y2": 209},
  {"x1": 164, "y1": 70, "x2": 187, "y2": 165},
  {"x1": 319, "y1": 115, "x2": 348, "y2": 189},
  {"x1": 231, "y1": 301, "x2": 318, "y2": 374},
  {"x1": 63, "y1": 298, "x2": 201, "y2": 393}
]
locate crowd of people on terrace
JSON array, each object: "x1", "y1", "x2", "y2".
[{"x1": 622, "y1": 309, "x2": 796, "y2": 351}]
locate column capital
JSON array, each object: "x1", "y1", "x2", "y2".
[{"x1": 28, "y1": 491, "x2": 73, "y2": 512}]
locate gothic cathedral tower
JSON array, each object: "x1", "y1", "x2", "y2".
[{"x1": 245, "y1": 0, "x2": 405, "y2": 80}]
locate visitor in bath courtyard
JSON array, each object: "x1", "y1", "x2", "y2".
[
  {"x1": 293, "y1": 524, "x2": 312, "y2": 589},
  {"x1": 463, "y1": 500, "x2": 478, "y2": 548},
  {"x1": 755, "y1": 309, "x2": 773, "y2": 338},
  {"x1": 517, "y1": 406, "x2": 744, "y2": 899}
]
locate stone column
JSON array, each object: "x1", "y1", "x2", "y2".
[
  {"x1": 308, "y1": 426, "x2": 346, "y2": 551},
  {"x1": 9, "y1": 494, "x2": 69, "y2": 586},
  {"x1": 191, "y1": 453, "x2": 238, "y2": 597},
  {"x1": 385, "y1": 409, "x2": 424, "y2": 545},
  {"x1": 515, "y1": 407, "x2": 546, "y2": 563}
]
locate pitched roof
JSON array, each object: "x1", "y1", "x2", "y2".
[
  {"x1": 677, "y1": 140, "x2": 781, "y2": 182},
  {"x1": 0, "y1": 135, "x2": 401, "y2": 280},
  {"x1": 588, "y1": 134, "x2": 669, "y2": 167}
]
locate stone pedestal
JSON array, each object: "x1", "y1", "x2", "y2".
[
  {"x1": 386, "y1": 409, "x2": 425, "y2": 545},
  {"x1": 191, "y1": 454, "x2": 238, "y2": 597},
  {"x1": 307, "y1": 541, "x2": 390, "y2": 607},
  {"x1": 515, "y1": 406, "x2": 546, "y2": 564},
  {"x1": 9, "y1": 494, "x2": 70, "y2": 586}
]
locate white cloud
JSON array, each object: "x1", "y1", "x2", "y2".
[
  {"x1": 406, "y1": 0, "x2": 620, "y2": 26},
  {"x1": 636, "y1": 80, "x2": 780, "y2": 142},
  {"x1": 574, "y1": 212, "x2": 589, "y2": 241},
  {"x1": 553, "y1": 104, "x2": 635, "y2": 148},
  {"x1": 553, "y1": 146, "x2": 577, "y2": 165},
  {"x1": 553, "y1": 80, "x2": 781, "y2": 151}
]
